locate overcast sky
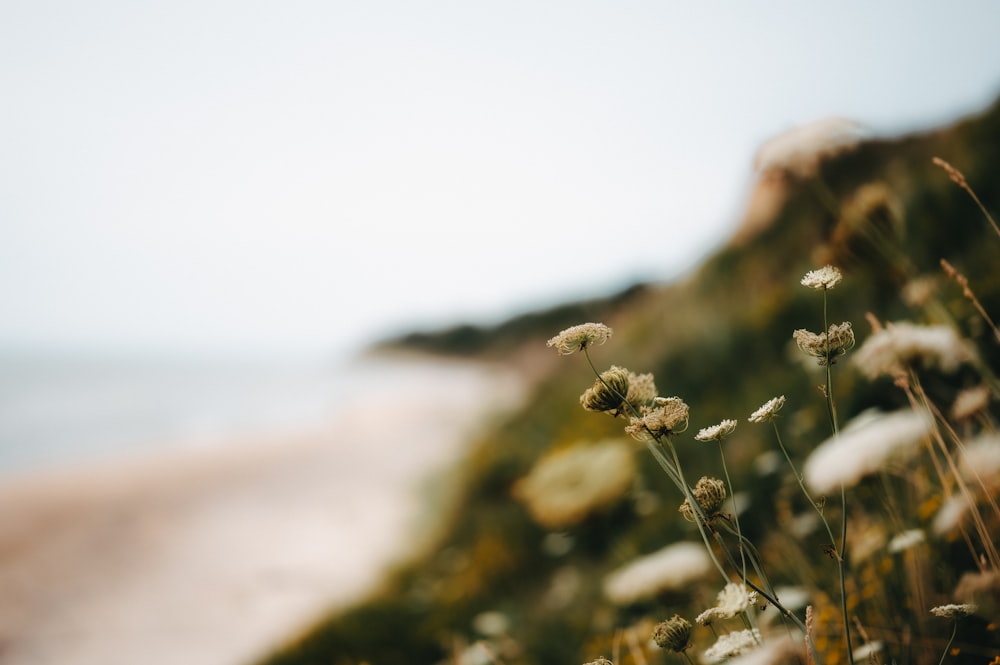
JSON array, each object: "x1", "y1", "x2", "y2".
[{"x1": 3, "y1": 1, "x2": 1000, "y2": 360}]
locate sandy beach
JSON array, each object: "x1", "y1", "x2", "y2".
[{"x1": 0, "y1": 354, "x2": 526, "y2": 665}]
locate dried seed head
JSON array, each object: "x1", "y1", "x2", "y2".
[
  {"x1": 653, "y1": 615, "x2": 692, "y2": 652},
  {"x1": 625, "y1": 371, "x2": 658, "y2": 407},
  {"x1": 580, "y1": 366, "x2": 630, "y2": 415},
  {"x1": 793, "y1": 322, "x2": 856, "y2": 365},
  {"x1": 582, "y1": 658, "x2": 614, "y2": 665},
  {"x1": 679, "y1": 476, "x2": 727, "y2": 521},
  {"x1": 547, "y1": 322, "x2": 613, "y2": 355},
  {"x1": 932, "y1": 156, "x2": 968, "y2": 188},
  {"x1": 624, "y1": 397, "x2": 690, "y2": 440}
]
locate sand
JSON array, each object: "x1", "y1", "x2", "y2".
[{"x1": 0, "y1": 354, "x2": 526, "y2": 665}]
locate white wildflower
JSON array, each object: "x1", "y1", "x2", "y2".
[
  {"x1": 703, "y1": 628, "x2": 762, "y2": 663},
  {"x1": 725, "y1": 635, "x2": 802, "y2": 665},
  {"x1": 887, "y1": 528, "x2": 925, "y2": 553},
  {"x1": 546, "y1": 322, "x2": 612, "y2": 355},
  {"x1": 930, "y1": 603, "x2": 977, "y2": 618},
  {"x1": 803, "y1": 408, "x2": 932, "y2": 494},
  {"x1": 801, "y1": 265, "x2": 843, "y2": 290},
  {"x1": 932, "y1": 494, "x2": 970, "y2": 536},
  {"x1": 696, "y1": 583, "x2": 753, "y2": 625},
  {"x1": 749, "y1": 396, "x2": 786, "y2": 424},
  {"x1": 852, "y1": 321, "x2": 974, "y2": 379},
  {"x1": 695, "y1": 419, "x2": 738, "y2": 442},
  {"x1": 959, "y1": 433, "x2": 1000, "y2": 486},
  {"x1": 852, "y1": 641, "x2": 883, "y2": 662},
  {"x1": 513, "y1": 440, "x2": 636, "y2": 528},
  {"x1": 771, "y1": 586, "x2": 810, "y2": 613},
  {"x1": 472, "y1": 611, "x2": 509, "y2": 637},
  {"x1": 951, "y1": 385, "x2": 991, "y2": 421},
  {"x1": 603, "y1": 542, "x2": 712, "y2": 605}
]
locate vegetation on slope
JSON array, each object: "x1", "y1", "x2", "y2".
[{"x1": 263, "y1": 97, "x2": 1000, "y2": 665}]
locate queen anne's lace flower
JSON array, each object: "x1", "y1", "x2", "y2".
[
  {"x1": 852, "y1": 321, "x2": 973, "y2": 379},
  {"x1": 580, "y1": 366, "x2": 630, "y2": 415},
  {"x1": 679, "y1": 477, "x2": 727, "y2": 521},
  {"x1": 803, "y1": 408, "x2": 932, "y2": 494},
  {"x1": 625, "y1": 371, "x2": 658, "y2": 407},
  {"x1": 930, "y1": 603, "x2": 977, "y2": 618},
  {"x1": 801, "y1": 265, "x2": 843, "y2": 290},
  {"x1": 703, "y1": 629, "x2": 761, "y2": 663},
  {"x1": 625, "y1": 397, "x2": 690, "y2": 440},
  {"x1": 603, "y1": 542, "x2": 712, "y2": 605},
  {"x1": 546, "y1": 322, "x2": 613, "y2": 355},
  {"x1": 696, "y1": 583, "x2": 755, "y2": 625},
  {"x1": 695, "y1": 419, "x2": 737, "y2": 442},
  {"x1": 749, "y1": 396, "x2": 786, "y2": 424},
  {"x1": 887, "y1": 528, "x2": 925, "y2": 553},
  {"x1": 793, "y1": 322, "x2": 855, "y2": 365},
  {"x1": 513, "y1": 440, "x2": 636, "y2": 528},
  {"x1": 652, "y1": 615, "x2": 692, "y2": 652}
]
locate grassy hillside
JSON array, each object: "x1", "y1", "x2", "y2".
[{"x1": 262, "y1": 98, "x2": 1000, "y2": 665}]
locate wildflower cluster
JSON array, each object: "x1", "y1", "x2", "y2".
[{"x1": 545, "y1": 186, "x2": 1000, "y2": 665}]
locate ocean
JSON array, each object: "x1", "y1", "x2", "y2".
[{"x1": 0, "y1": 349, "x2": 385, "y2": 478}]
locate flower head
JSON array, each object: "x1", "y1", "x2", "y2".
[
  {"x1": 704, "y1": 629, "x2": 761, "y2": 663},
  {"x1": 580, "y1": 366, "x2": 630, "y2": 415},
  {"x1": 951, "y1": 385, "x2": 991, "y2": 421},
  {"x1": 852, "y1": 321, "x2": 974, "y2": 379},
  {"x1": 547, "y1": 322, "x2": 613, "y2": 355},
  {"x1": 930, "y1": 603, "x2": 977, "y2": 619},
  {"x1": 652, "y1": 615, "x2": 692, "y2": 652},
  {"x1": 679, "y1": 476, "x2": 727, "y2": 521},
  {"x1": 696, "y1": 583, "x2": 755, "y2": 625},
  {"x1": 695, "y1": 419, "x2": 738, "y2": 442},
  {"x1": 582, "y1": 659, "x2": 613, "y2": 665},
  {"x1": 749, "y1": 396, "x2": 786, "y2": 424},
  {"x1": 801, "y1": 265, "x2": 843, "y2": 290},
  {"x1": 792, "y1": 322, "x2": 856, "y2": 365},
  {"x1": 625, "y1": 371, "x2": 658, "y2": 407},
  {"x1": 802, "y1": 408, "x2": 932, "y2": 494},
  {"x1": 887, "y1": 528, "x2": 925, "y2": 553},
  {"x1": 624, "y1": 397, "x2": 690, "y2": 440},
  {"x1": 513, "y1": 440, "x2": 636, "y2": 528},
  {"x1": 603, "y1": 542, "x2": 712, "y2": 605}
]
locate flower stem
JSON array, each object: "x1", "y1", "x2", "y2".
[
  {"x1": 937, "y1": 620, "x2": 958, "y2": 665},
  {"x1": 717, "y1": 440, "x2": 747, "y2": 583}
]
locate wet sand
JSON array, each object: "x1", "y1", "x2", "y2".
[{"x1": 0, "y1": 355, "x2": 525, "y2": 665}]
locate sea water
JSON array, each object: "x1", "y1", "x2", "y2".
[{"x1": 0, "y1": 349, "x2": 375, "y2": 478}]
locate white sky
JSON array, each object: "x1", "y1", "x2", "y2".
[{"x1": 3, "y1": 1, "x2": 1000, "y2": 360}]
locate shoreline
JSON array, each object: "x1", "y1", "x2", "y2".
[{"x1": 0, "y1": 354, "x2": 526, "y2": 665}]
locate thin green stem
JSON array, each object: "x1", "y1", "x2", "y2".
[
  {"x1": 937, "y1": 620, "x2": 958, "y2": 665},
  {"x1": 717, "y1": 440, "x2": 747, "y2": 584},
  {"x1": 772, "y1": 421, "x2": 852, "y2": 664},
  {"x1": 821, "y1": 287, "x2": 853, "y2": 665},
  {"x1": 663, "y1": 437, "x2": 730, "y2": 583}
]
